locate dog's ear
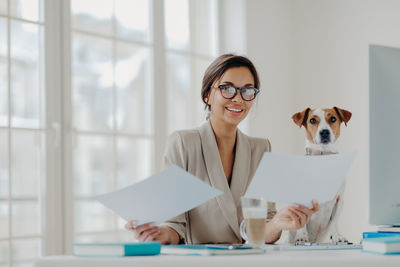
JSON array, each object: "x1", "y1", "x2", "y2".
[
  {"x1": 333, "y1": 106, "x2": 352, "y2": 126},
  {"x1": 292, "y1": 108, "x2": 311, "y2": 128}
]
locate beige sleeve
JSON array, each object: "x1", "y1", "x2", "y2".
[{"x1": 159, "y1": 131, "x2": 188, "y2": 243}]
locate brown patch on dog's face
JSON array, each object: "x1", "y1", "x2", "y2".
[
  {"x1": 304, "y1": 110, "x2": 320, "y2": 143},
  {"x1": 292, "y1": 107, "x2": 319, "y2": 143}
]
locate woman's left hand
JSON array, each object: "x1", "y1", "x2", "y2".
[{"x1": 270, "y1": 200, "x2": 319, "y2": 231}]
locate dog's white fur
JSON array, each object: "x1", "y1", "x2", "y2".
[{"x1": 279, "y1": 107, "x2": 351, "y2": 244}]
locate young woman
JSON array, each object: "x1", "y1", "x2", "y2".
[{"x1": 125, "y1": 54, "x2": 319, "y2": 244}]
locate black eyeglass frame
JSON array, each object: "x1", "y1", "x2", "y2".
[{"x1": 216, "y1": 85, "x2": 260, "y2": 101}]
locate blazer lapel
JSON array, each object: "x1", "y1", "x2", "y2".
[
  {"x1": 198, "y1": 121, "x2": 241, "y2": 240},
  {"x1": 230, "y1": 128, "x2": 251, "y2": 207}
]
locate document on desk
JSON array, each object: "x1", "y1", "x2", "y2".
[
  {"x1": 245, "y1": 152, "x2": 356, "y2": 206},
  {"x1": 96, "y1": 165, "x2": 223, "y2": 226}
]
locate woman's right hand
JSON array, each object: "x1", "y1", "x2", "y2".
[{"x1": 124, "y1": 220, "x2": 179, "y2": 244}]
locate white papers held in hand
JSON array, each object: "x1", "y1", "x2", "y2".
[
  {"x1": 245, "y1": 152, "x2": 356, "y2": 206},
  {"x1": 96, "y1": 165, "x2": 223, "y2": 226}
]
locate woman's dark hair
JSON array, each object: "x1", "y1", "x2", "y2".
[{"x1": 201, "y1": 54, "x2": 260, "y2": 111}]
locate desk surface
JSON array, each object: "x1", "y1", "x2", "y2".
[{"x1": 34, "y1": 249, "x2": 400, "y2": 267}]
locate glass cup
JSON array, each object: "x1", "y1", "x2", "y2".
[{"x1": 239, "y1": 197, "x2": 267, "y2": 247}]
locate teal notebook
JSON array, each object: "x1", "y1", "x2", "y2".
[
  {"x1": 362, "y1": 232, "x2": 400, "y2": 239},
  {"x1": 362, "y1": 236, "x2": 400, "y2": 255},
  {"x1": 73, "y1": 242, "x2": 161, "y2": 257},
  {"x1": 161, "y1": 244, "x2": 266, "y2": 256}
]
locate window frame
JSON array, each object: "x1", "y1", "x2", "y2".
[{"x1": 44, "y1": 0, "x2": 67, "y2": 256}]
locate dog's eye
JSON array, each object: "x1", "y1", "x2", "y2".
[
  {"x1": 330, "y1": 116, "x2": 337, "y2": 123},
  {"x1": 310, "y1": 118, "x2": 317, "y2": 124}
]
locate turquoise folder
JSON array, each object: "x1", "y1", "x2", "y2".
[{"x1": 73, "y1": 242, "x2": 161, "y2": 256}]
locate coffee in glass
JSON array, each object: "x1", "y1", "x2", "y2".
[{"x1": 240, "y1": 197, "x2": 267, "y2": 247}]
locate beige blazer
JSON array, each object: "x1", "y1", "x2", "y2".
[{"x1": 160, "y1": 121, "x2": 271, "y2": 244}]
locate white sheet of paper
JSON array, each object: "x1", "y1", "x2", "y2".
[
  {"x1": 245, "y1": 152, "x2": 356, "y2": 206},
  {"x1": 96, "y1": 165, "x2": 223, "y2": 226}
]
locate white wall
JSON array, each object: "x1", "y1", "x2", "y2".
[
  {"x1": 218, "y1": 0, "x2": 250, "y2": 133},
  {"x1": 246, "y1": 0, "x2": 295, "y2": 153},
  {"x1": 245, "y1": 0, "x2": 400, "y2": 242}
]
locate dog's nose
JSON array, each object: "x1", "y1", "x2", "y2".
[{"x1": 320, "y1": 129, "x2": 330, "y2": 138}]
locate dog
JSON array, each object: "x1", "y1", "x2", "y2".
[{"x1": 280, "y1": 106, "x2": 352, "y2": 244}]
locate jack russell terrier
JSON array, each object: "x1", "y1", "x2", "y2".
[{"x1": 282, "y1": 106, "x2": 352, "y2": 244}]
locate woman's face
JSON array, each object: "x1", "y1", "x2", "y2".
[{"x1": 206, "y1": 66, "x2": 256, "y2": 127}]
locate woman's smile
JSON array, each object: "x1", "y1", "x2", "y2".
[{"x1": 225, "y1": 105, "x2": 244, "y2": 116}]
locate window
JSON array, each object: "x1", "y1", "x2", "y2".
[
  {"x1": 70, "y1": 0, "x2": 154, "y2": 244},
  {"x1": 68, "y1": 0, "x2": 218, "y2": 247},
  {"x1": 0, "y1": 0, "x2": 46, "y2": 266},
  {"x1": 1, "y1": 0, "x2": 218, "y2": 265},
  {"x1": 165, "y1": 0, "x2": 217, "y2": 134}
]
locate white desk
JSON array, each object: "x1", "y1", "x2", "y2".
[{"x1": 34, "y1": 249, "x2": 400, "y2": 267}]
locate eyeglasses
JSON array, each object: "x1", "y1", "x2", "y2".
[{"x1": 216, "y1": 85, "x2": 260, "y2": 101}]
